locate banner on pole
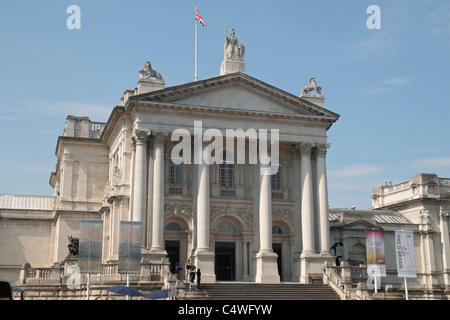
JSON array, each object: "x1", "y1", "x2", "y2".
[
  {"x1": 78, "y1": 220, "x2": 103, "y2": 274},
  {"x1": 118, "y1": 221, "x2": 142, "y2": 274},
  {"x1": 366, "y1": 229, "x2": 386, "y2": 277},
  {"x1": 395, "y1": 230, "x2": 417, "y2": 278}
]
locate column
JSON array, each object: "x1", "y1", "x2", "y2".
[
  {"x1": 196, "y1": 155, "x2": 210, "y2": 251},
  {"x1": 242, "y1": 237, "x2": 249, "y2": 281},
  {"x1": 315, "y1": 144, "x2": 332, "y2": 256},
  {"x1": 291, "y1": 146, "x2": 302, "y2": 281},
  {"x1": 300, "y1": 142, "x2": 315, "y2": 256},
  {"x1": 194, "y1": 141, "x2": 216, "y2": 283},
  {"x1": 131, "y1": 129, "x2": 149, "y2": 246},
  {"x1": 150, "y1": 132, "x2": 167, "y2": 258},
  {"x1": 299, "y1": 142, "x2": 315, "y2": 284},
  {"x1": 255, "y1": 161, "x2": 280, "y2": 283},
  {"x1": 439, "y1": 207, "x2": 450, "y2": 289}
]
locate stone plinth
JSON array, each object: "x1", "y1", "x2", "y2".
[
  {"x1": 255, "y1": 250, "x2": 280, "y2": 284},
  {"x1": 300, "y1": 253, "x2": 334, "y2": 284},
  {"x1": 220, "y1": 59, "x2": 245, "y2": 75},
  {"x1": 137, "y1": 78, "x2": 165, "y2": 94},
  {"x1": 300, "y1": 93, "x2": 325, "y2": 108},
  {"x1": 194, "y1": 250, "x2": 216, "y2": 284}
]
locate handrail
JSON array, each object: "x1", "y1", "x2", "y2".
[{"x1": 322, "y1": 262, "x2": 372, "y2": 300}]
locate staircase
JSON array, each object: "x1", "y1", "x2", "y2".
[{"x1": 197, "y1": 282, "x2": 341, "y2": 300}]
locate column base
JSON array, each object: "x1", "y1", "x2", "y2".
[
  {"x1": 255, "y1": 250, "x2": 280, "y2": 284},
  {"x1": 300, "y1": 252, "x2": 334, "y2": 284},
  {"x1": 194, "y1": 249, "x2": 216, "y2": 284},
  {"x1": 320, "y1": 250, "x2": 333, "y2": 257},
  {"x1": 147, "y1": 247, "x2": 168, "y2": 263}
]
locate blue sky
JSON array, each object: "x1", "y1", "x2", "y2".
[{"x1": 0, "y1": 0, "x2": 449, "y2": 209}]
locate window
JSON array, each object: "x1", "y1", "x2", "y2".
[
  {"x1": 219, "y1": 151, "x2": 235, "y2": 188},
  {"x1": 272, "y1": 226, "x2": 282, "y2": 234},
  {"x1": 271, "y1": 165, "x2": 282, "y2": 190},
  {"x1": 168, "y1": 159, "x2": 182, "y2": 185},
  {"x1": 216, "y1": 222, "x2": 236, "y2": 233},
  {"x1": 165, "y1": 222, "x2": 182, "y2": 231}
]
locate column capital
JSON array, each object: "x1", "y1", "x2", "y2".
[
  {"x1": 299, "y1": 142, "x2": 313, "y2": 156},
  {"x1": 152, "y1": 132, "x2": 166, "y2": 147},
  {"x1": 132, "y1": 129, "x2": 151, "y2": 145},
  {"x1": 314, "y1": 143, "x2": 328, "y2": 158}
]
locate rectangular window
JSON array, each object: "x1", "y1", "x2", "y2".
[{"x1": 168, "y1": 160, "x2": 182, "y2": 185}]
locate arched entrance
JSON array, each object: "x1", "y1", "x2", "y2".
[
  {"x1": 164, "y1": 220, "x2": 190, "y2": 279},
  {"x1": 272, "y1": 221, "x2": 293, "y2": 282},
  {"x1": 214, "y1": 222, "x2": 236, "y2": 281},
  {"x1": 211, "y1": 217, "x2": 249, "y2": 282}
]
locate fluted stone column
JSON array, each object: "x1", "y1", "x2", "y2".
[
  {"x1": 194, "y1": 141, "x2": 215, "y2": 283},
  {"x1": 149, "y1": 132, "x2": 167, "y2": 260},
  {"x1": 255, "y1": 161, "x2": 280, "y2": 283},
  {"x1": 131, "y1": 129, "x2": 150, "y2": 246},
  {"x1": 315, "y1": 144, "x2": 331, "y2": 256}
]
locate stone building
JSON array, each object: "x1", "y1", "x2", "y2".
[
  {"x1": 371, "y1": 173, "x2": 450, "y2": 292},
  {"x1": 0, "y1": 33, "x2": 342, "y2": 288},
  {"x1": 1, "y1": 30, "x2": 448, "y2": 299}
]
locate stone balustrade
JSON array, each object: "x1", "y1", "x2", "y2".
[
  {"x1": 322, "y1": 261, "x2": 372, "y2": 300},
  {"x1": 18, "y1": 258, "x2": 170, "y2": 285}
]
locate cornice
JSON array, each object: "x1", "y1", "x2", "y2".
[
  {"x1": 129, "y1": 100, "x2": 334, "y2": 129},
  {"x1": 102, "y1": 72, "x2": 340, "y2": 143},
  {"x1": 128, "y1": 73, "x2": 339, "y2": 119},
  {"x1": 54, "y1": 135, "x2": 108, "y2": 159}
]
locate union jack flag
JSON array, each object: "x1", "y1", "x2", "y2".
[{"x1": 195, "y1": 8, "x2": 206, "y2": 27}]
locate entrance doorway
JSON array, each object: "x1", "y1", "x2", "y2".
[
  {"x1": 215, "y1": 242, "x2": 235, "y2": 281},
  {"x1": 165, "y1": 240, "x2": 180, "y2": 274},
  {"x1": 273, "y1": 243, "x2": 282, "y2": 279}
]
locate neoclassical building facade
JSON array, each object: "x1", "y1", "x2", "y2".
[
  {"x1": 45, "y1": 65, "x2": 339, "y2": 284},
  {"x1": 0, "y1": 49, "x2": 339, "y2": 285},
  {"x1": 1, "y1": 59, "x2": 449, "y2": 297}
]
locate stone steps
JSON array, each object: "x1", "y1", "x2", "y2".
[{"x1": 197, "y1": 283, "x2": 341, "y2": 300}]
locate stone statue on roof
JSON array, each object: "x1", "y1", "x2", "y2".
[
  {"x1": 224, "y1": 28, "x2": 245, "y2": 61},
  {"x1": 139, "y1": 61, "x2": 163, "y2": 81},
  {"x1": 301, "y1": 77, "x2": 322, "y2": 96}
]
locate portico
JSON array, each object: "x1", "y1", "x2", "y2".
[
  {"x1": 115, "y1": 67, "x2": 338, "y2": 284},
  {"x1": 38, "y1": 29, "x2": 339, "y2": 285}
]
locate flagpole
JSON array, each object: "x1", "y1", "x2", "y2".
[{"x1": 195, "y1": 4, "x2": 198, "y2": 81}]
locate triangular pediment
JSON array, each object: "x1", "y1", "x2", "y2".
[
  {"x1": 128, "y1": 72, "x2": 339, "y2": 121},
  {"x1": 342, "y1": 220, "x2": 380, "y2": 231}
]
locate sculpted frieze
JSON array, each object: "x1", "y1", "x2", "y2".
[
  {"x1": 164, "y1": 204, "x2": 192, "y2": 217},
  {"x1": 210, "y1": 206, "x2": 253, "y2": 227},
  {"x1": 272, "y1": 208, "x2": 293, "y2": 224}
]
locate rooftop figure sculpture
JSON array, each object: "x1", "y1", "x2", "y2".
[
  {"x1": 224, "y1": 28, "x2": 245, "y2": 61},
  {"x1": 139, "y1": 61, "x2": 164, "y2": 81},
  {"x1": 301, "y1": 77, "x2": 322, "y2": 96}
]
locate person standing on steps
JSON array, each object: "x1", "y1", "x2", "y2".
[{"x1": 196, "y1": 268, "x2": 201, "y2": 289}]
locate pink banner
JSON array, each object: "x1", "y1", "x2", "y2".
[{"x1": 366, "y1": 229, "x2": 386, "y2": 276}]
